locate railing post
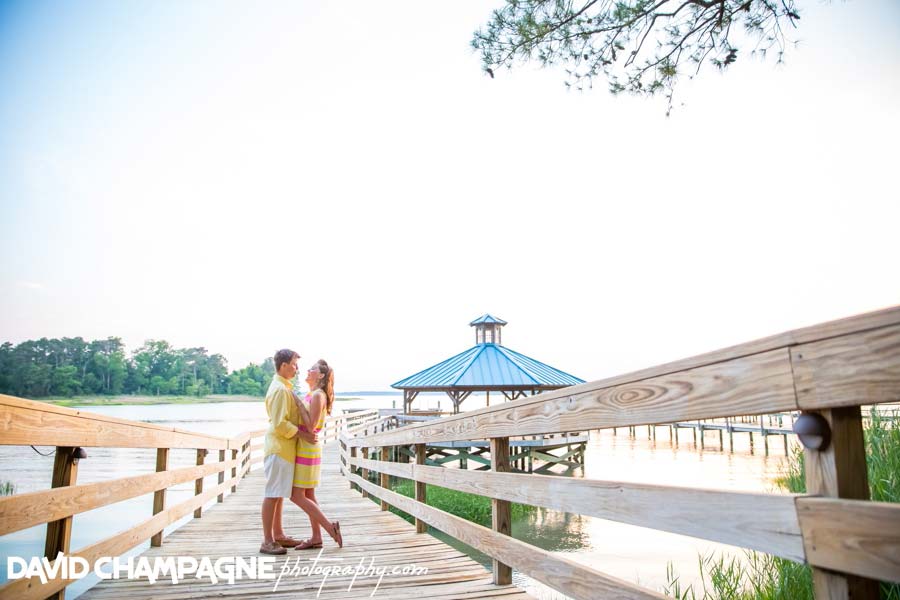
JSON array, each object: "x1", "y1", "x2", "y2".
[
  {"x1": 230, "y1": 447, "x2": 238, "y2": 493},
  {"x1": 44, "y1": 446, "x2": 79, "y2": 600},
  {"x1": 242, "y1": 440, "x2": 249, "y2": 478},
  {"x1": 380, "y1": 446, "x2": 389, "y2": 511},
  {"x1": 194, "y1": 449, "x2": 207, "y2": 518},
  {"x1": 361, "y1": 447, "x2": 369, "y2": 499},
  {"x1": 151, "y1": 447, "x2": 169, "y2": 547},
  {"x1": 217, "y1": 449, "x2": 226, "y2": 502},
  {"x1": 802, "y1": 407, "x2": 879, "y2": 600},
  {"x1": 350, "y1": 446, "x2": 358, "y2": 491},
  {"x1": 490, "y1": 437, "x2": 512, "y2": 585},
  {"x1": 415, "y1": 443, "x2": 427, "y2": 533}
]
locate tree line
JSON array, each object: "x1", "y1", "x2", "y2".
[{"x1": 0, "y1": 337, "x2": 276, "y2": 398}]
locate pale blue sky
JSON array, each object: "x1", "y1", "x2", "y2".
[{"x1": 2, "y1": 0, "x2": 899, "y2": 390}]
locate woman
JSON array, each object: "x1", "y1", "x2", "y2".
[{"x1": 290, "y1": 359, "x2": 343, "y2": 549}]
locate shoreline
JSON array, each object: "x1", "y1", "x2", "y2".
[{"x1": 30, "y1": 395, "x2": 365, "y2": 408}]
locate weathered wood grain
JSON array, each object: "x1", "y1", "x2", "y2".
[
  {"x1": 0, "y1": 395, "x2": 231, "y2": 449},
  {"x1": 797, "y1": 497, "x2": 900, "y2": 584},
  {"x1": 801, "y1": 407, "x2": 879, "y2": 600},
  {"x1": 490, "y1": 437, "x2": 512, "y2": 585},
  {"x1": 791, "y1": 324, "x2": 900, "y2": 410}
]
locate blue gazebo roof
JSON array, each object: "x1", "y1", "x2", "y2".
[
  {"x1": 469, "y1": 314, "x2": 508, "y2": 326},
  {"x1": 392, "y1": 342, "x2": 584, "y2": 390}
]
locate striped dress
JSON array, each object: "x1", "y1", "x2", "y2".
[{"x1": 293, "y1": 392, "x2": 326, "y2": 488}]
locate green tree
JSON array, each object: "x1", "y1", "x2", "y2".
[
  {"x1": 472, "y1": 0, "x2": 801, "y2": 113},
  {"x1": 51, "y1": 365, "x2": 80, "y2": 397}
]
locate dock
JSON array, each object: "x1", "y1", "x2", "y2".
[{"x1": 80, "y1": 443, "x2": 534, "y2": 600}]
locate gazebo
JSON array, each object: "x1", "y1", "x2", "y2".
[{"x1": 392, "y1": 314, "x2": 585, "y2": 414}]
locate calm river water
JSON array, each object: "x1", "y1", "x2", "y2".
[{"x1": 0, "y1": 395, "x2": 795, "y2": 599}]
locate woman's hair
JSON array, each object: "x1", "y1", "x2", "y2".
[{"x1": 312, "y1": 359, "x2": 335, "y2": 415}]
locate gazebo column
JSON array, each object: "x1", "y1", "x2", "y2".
[
  {"x1": 403, "y1": 390, "x2": 419, "y2": 413},
  {"x1": 445, "y1": 390, "x2": 472, "y2": 414}
]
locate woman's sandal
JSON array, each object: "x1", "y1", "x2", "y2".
[
  {"x1": 331, "y1": 521, "x2": 343, "y2": 548},
  {"x1": 294, "y1": 538, "x2": 323, "y2": 550}
]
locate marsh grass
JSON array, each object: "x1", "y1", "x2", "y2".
[
  {"x1": 665, "y1": 408, "x2": 900, "y2": 599},
  {"x1": 0, "y1": 480, "x2": 14, "y2": 496},
  {"x1": 377, "y1": 476, "x2": 535, "y2": 526}
]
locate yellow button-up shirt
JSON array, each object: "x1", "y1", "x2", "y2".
[{"x1": 264, "y1": 375, "x2": 299, "y2": 464}]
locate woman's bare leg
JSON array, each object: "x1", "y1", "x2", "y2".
[
  {"x1": 305, "y1": 488, "x2": 321, "y2": 542},
  {"x1": 290, "y1": 486, "x2": 338, "y2": 542}
]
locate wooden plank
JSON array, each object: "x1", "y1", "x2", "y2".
[
  {"x1": 351, "y1": 348, "x2": 798, "y2": 446},
  {"x1": 791, "y1": 324, "x2": 900, "y2": 410},
  {"x1": 801, "y1": 407, "x2": 879, "y2": 600},
  {"x1": 796, "y1": 497, "x2": 900, "y2": 584},
  {"x1": 0, "y1": 456, "x2": 240, "y2": 536},
  {"x1": 490, "y1": 437, "x2": 511, "y2": 585},
  {"x1": 415, "y1": 443, "x2": 427, "y2": 534},
  {"x1": 347, "y1": 471, "x2": 665, "y2": 600},
  {"x1": 348, "y1": 454, "x2": 805, "y2": 560},
  {"x1": 0, "y1": 396, "x2": 230, "y2": 449},
  {"x1": 0, "y1": 476, "x2": 236, "y2": 600},
  {"x1": 150, "y1": 448, "x2": 169, "y2": 547}
]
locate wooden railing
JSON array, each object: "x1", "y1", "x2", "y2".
[
  {"x1": 321, "y1": 408, "x2": 379, "y2": 443},
  {"x1": 339, "y1": 306, "x2": 900, "y2": 600},
  {"x1": 0, "y1": 396, "x2": 367, "y2": 600}
]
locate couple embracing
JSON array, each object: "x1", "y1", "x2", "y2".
[{"x1": 260, "y1": 349, "x2": 343, "y2": 555}]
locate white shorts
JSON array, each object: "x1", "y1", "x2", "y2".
[{"x1": 263, "y1": 455, "x2": 294, "y2": 498}]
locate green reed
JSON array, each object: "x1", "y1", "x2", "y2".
[{"x1": 666, "y1": 408, "x2": 900, "y2": 600}]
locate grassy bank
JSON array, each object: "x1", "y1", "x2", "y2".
[
  {"x1": 32, "y1": 395, "x2": 362, "y2": 407},
  {"x1": 665, "y1": 409, "x2": 900, "y2": 600},
  {"x1": 38, "y1": 394, "x2": 265, "y2": 407},
  {"x1": 376, "y1": 477, "x2": 535, "y2": 527}
]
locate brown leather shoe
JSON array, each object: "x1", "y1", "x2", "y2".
[
  {"x1": 260, "y1": 540, "x2": 287, "y2": 555},
  {"x1": 275, "y1": 537, "x2": 303, "y2": 548}
]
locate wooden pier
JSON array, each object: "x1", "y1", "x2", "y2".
[
  {"x1": 79, "y1": 443, "x2": 534, "y2": 600},
  {"x1": 389, "y1": 417, "x2": 587, "y2": 474}
]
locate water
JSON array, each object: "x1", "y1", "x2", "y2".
[{"x1": 0, "y1": 396, "x2": 795, "y2": 599}]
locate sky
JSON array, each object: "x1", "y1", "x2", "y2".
[{"x1": 1, "y1": 0, "x2": 899, "y2": 391}]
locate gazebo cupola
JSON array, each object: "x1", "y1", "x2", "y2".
[
  {"x1": 470, "y1": 314, "x2": 507, "y2": 345},
  {"x1": 393, "y1": 314, "x2": 585, "y2": 414}
]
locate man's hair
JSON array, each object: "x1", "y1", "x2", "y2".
[{"x1": 274, "y1": 349, "x2": 300, "y2": 372}]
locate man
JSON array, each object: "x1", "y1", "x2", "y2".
[{"x1": 260, "y1": 348, "x2": 317, "y2": 555}]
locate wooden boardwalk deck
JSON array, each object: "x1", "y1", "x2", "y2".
[{"x1": 81, "y1": 444, "x2": 535, "y2": 600}]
